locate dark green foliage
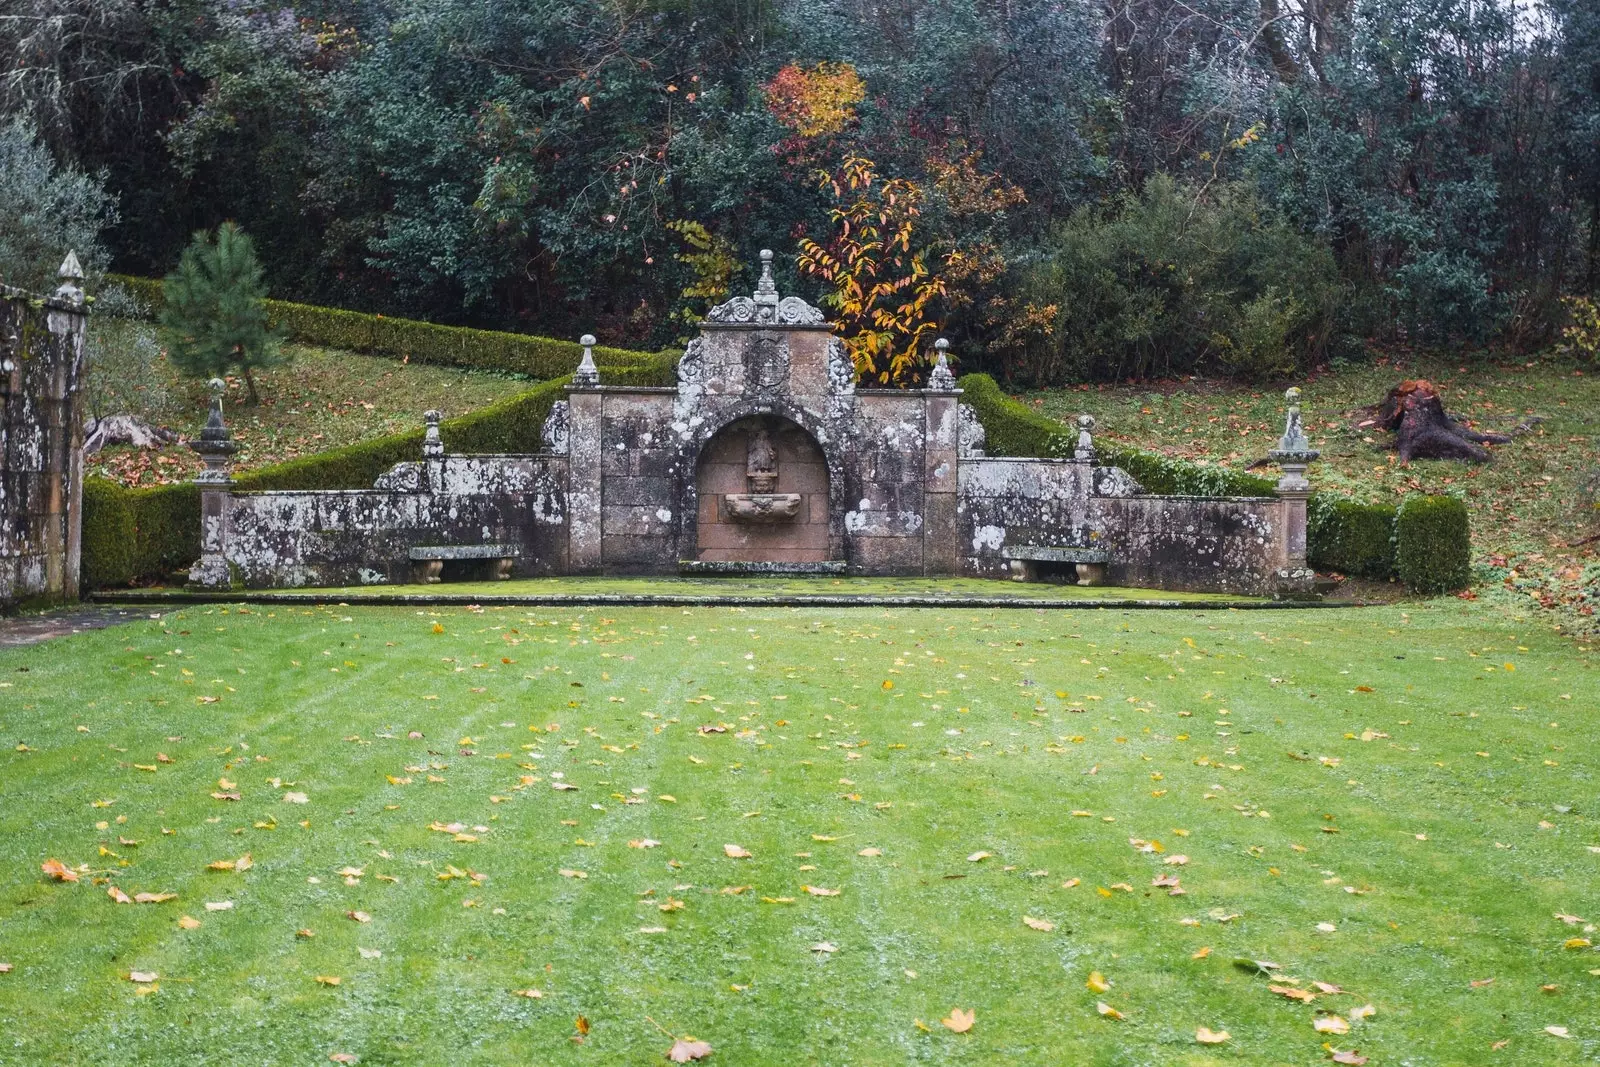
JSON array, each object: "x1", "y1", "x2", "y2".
[
  {"x1": 0, "y1": 119, "x2": 116, "y2": 293},
  {"x1": 1308, "y1": 497, "x2": 1398, "y2": 579},
  {"x1": 79, "y1": 354, "x2": 679, "y2": 587},
  {"x1": 79, "y1": 478, "x2": 136, "y2": 589},
  {"x1": 1395, "y1": 495, "x2": 1472, "y2": 593},
  {"x1": 953, "y1": 374, "x2": 1072, "y2": 457},
  {"x1": 112, "y1": 273, "x2": 661, "y2": 378},
  {"x1": 1014, "y1": 178, "x2": 1344, "y2": 383},
  {"x1": 158, "y1": 223, "x2": 283, "y2": 402}
]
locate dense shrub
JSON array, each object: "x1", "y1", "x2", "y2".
[
  {"x1": 1395, "y1": 495, "x2": 1472, "y2": 593},
  {"x1": 80, "y1": 353, "x2": 680, "y2": 587},
  {"x1": 1307, "y1": 497, "x2": 1397, "y2": 579},
  {"x1": 109, "y1": 274, "x2": 660, "y2": 379},
  {"x1": 80, "y1": 478, "x2": 136, "y2": 589},
  {"x1": 1011, "y1": 178, "x2": 1345, "y2": 385}
]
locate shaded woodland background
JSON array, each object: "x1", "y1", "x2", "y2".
[{"x1": 3, "y1": 0, "x2": 1598, "y2": 383}]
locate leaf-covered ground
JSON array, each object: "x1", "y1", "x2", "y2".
[
  {"x1": 1024, "y1": 355, "x2": 1600, "y2": 632},
  {"x1": 86, "y1": 344, "x2": 529, "y2": 488},
  {"x1": 1, "y1": 600, "x2": 1595, "y2": 1064}
]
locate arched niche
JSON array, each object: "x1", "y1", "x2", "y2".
[{"x1": 687, "y1": 414, "x2": 837, "y2": 564}]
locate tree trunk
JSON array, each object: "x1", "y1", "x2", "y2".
[
  {"x1": 1374, "y1": 380, "x2": 1511, "y2": 463},
  {"x1": 243, "y1": 367, "x2": 259, "y2": 405}
]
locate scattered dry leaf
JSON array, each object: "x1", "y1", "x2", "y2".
[
  {"x1": 723, "y1": 844, "x2": 751, "y2": 859},
  {"x1": 41, "y1": 858, "x2": 78, "y2": 883},
  {"x1": 667, "y1": 1038, "x2": 713, "y2": 1062},
  {"x1": 941, "y1": 1008, "x2": 975, "y2": 1033},
  {"x1": 1196, "y1": 1027, "x2": 1230, "y2": 1044},
  {"x1": 1022, "y1": 916, "x2": 1055, "y2": 932},
  {"x1": 1096, "y1": 1001, "x2": 1123, "y2": 1020},
  {"x1": 1314, "y1": 1015, "x2": 1351, "y2": 1035}
]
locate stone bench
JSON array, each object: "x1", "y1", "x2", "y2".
[
  {"x1": 409, "y1": 544, "x2": 520, "y2": 584},
  {"x1": 1001, "y1": 545, "x2": 1110, "y2": 586}
]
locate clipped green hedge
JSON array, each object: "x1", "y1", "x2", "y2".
[
  {"x1": 80, "y1": 478, "x2": 136, "y2": 589},
  {"x1": 1307, "y1": 496, "x2": 1397, "y2": 580},
  {"x1": 83, "y1": 353, "x2": 679, "y2": 588},
  {"x1": 1395, "y1": 495, "x2": 1471, "y2": 593},
  {"x1": 954, "y1": 372, "x2": 1419, "y2": 582},
  {"x1": 106, "y1": 273, "x2": 662, "y2": 379}
]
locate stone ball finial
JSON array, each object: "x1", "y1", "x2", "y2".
[
  {"x1": 1285, "y1": 386, "x2": 1301, "y2": 403},
  {"x1": 1077, "y1": 413, "x2": 1096, "y2": 432},
  {"x1": 580, "y1": 333, "x2": 597, "y2": 348},
  {"x1": 934, "y1": 338, "x2": 950, "y2": 356},
  {"x1": 759, "y1": 249, "x2": 773, "y2": 264},
  {"x1": 208, "y1": 377, "x2": 226, "y2": 397},
  {"x1": 424, "y1": 409, "x2": 442, "y2": 424}
]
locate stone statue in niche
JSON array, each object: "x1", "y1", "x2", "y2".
[
  {"x1": 724, "y1": 420, "x2": 801, "y2": 523},
  {"x1": 746, "y1": 427, "x2": 778, "y2": 492}
]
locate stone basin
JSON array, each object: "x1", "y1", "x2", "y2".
[{"x1": 724, "y1": 493, "x2": 802, "y2": 523}]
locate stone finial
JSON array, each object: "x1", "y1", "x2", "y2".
[
  {"x1": 928, "y1": 337, "x2": 957, "y2": 390},
  {"x1": 189, "y1": 378, "x2": 238, "y2": 484},
  {"x1": 573, "y1": 333, "x2": 600, "y2": 387},
  {"x1": 422, "y1": 409, "x2": 444, "y2": 459},
  {"x1": 753, "y1": 249, "x2": 778, "y2": 306},
  {"x1": 53, "y1": 250, "x2": 85, "y2": 307},
  {"x1": 1074, "y1": 413, "x2": 1096, "y2": 461},
  {"x1": 1267, "y1": 385, "x2": 1319, "y2": 493}
]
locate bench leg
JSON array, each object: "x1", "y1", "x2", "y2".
[
  {"x1": 1008, "y1": 560, "x2": 1028, "y2": 582},
  {"x1": 493, "y1": 557, "x2": 514, "y2": 580},
  {"x1": 413, "y1": 559, "x2": 443, "y2": 585},
  {"x1": 1075, "y1": 562, "x2": 1105, "y2": 587}
]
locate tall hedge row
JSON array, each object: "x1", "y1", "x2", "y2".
[
  {"x1": 107, "y1": 273, "x2": 662, "y2": 379},
  {"x1": 954, "y1": 373, "x2": 1471, "y2": 589},
  {"x1": 83, "y1": 355, "x2": 679, "y2": 587}
]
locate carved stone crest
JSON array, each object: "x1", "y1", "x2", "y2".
[
  {"x1": 541, "y1": 400, "x2": 570, "y2": 453},
  {"x1": 743, "y1": 334, "x2": 789, "y2": 392}
]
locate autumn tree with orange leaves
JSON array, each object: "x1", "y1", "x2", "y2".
[{"x1": 797, "y1": 156, "x2": 948, "y2": 386}]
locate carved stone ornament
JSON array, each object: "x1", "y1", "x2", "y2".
[
  {"x1": 743, "y1": 334, "x2": 789, "y2": 393},
  {"x1": 724, "y1": 493, "x2": 802, "y2": 523},
  {"x1": 541, "y1": 399, "x2": 571, "y2": 453},
  {"x1": 826, "y1": 337, "x2": 856, "y2": 395},
  {"x1": 704, "y1": 249, "x2": 826, "y2": 326},
  {"x1": 958, "y1": 403, "x2": 986, "y2": 457},
  {"x1": 928, "y1": 338, "x2": 956, "y2": 391}
]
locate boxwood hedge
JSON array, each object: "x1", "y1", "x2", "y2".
[
  {"x1": 106, "y1": 274, "x2": 661, "y2": 379},
  {"x1": 1395, "y1": 495, "x2": 1472, "y2": 593}
]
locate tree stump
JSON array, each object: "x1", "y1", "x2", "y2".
[{"x1": 1373, "y1": 380, "x2": 1510, "y2": 463}]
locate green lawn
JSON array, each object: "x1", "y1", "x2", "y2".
[{"x1": 1, "y1": 601, "x2": 1595, "y2": 1064}]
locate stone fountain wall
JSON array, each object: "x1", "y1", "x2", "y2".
[{"x1": 205, "y1": 251, "x2": 1305, "y2": 595}]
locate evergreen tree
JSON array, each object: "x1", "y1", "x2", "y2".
[{"x1": 159, "y1": 222, "x2": 283, "y2": 404}]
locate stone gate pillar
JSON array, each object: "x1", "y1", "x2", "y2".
[{"x1": 0, "y1": 253, "x2": 89, "y2": 608}]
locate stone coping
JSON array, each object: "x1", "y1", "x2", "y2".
[{"x1": 91, "y1": 588, "x2": 1369, "y2": 610}]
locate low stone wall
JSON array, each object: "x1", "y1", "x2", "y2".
[
  {"x1": 958, "y1": 457, "x2": 1285, "y2": 595},
  {"x1": 1099, "y1": 495, "x2": 1284, "y2": 595},
  {"x1": 0, "y1": 274, "x2": 87, "y2": 609},
  {"x1": 225, "y1": 456, "x2": 567, "y2": 587}
]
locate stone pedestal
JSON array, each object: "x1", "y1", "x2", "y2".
[
  {"x1": 1268, "y1": 387, "x2": 1319, "y2": 599},
  {"x1": 187, "y1": 379, "x2": 239, "y2": 590}
]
